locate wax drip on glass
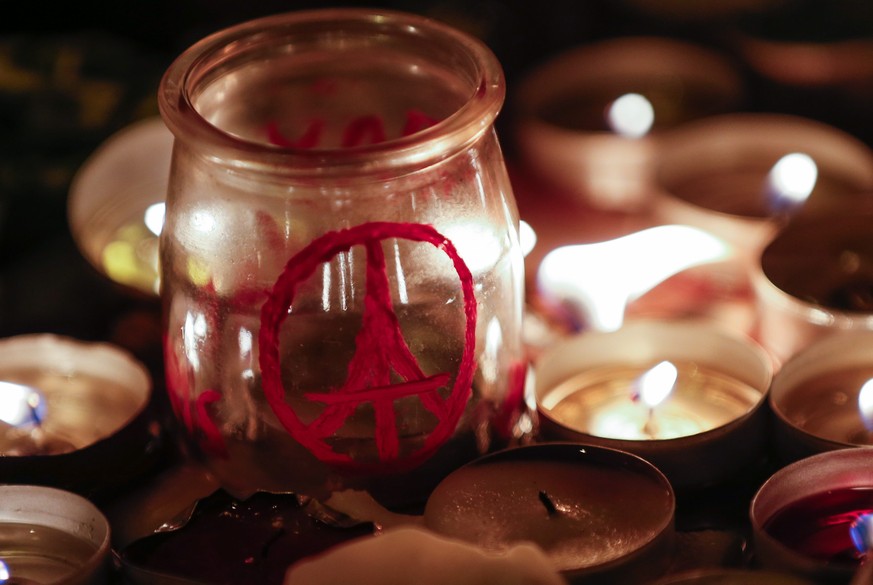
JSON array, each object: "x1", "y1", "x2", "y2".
[
  {"x1": 537, "y1": 225, "x2": 729, "y2": 331},
  {"x1": 0, "y1": 381, "x2": 71, "y2": 456},
  {"x1": 636, "y1": 361, "x2": 678, "y2": 438},
  {"x1": 766, "y1": 152, "x2": 817, "y2": 216},
  {"x1": 854, "y1": 379, "x2": 873, "y2": 444},
  {"x1": 606, "y1": 93, "x2": 654, "y2": 138}
]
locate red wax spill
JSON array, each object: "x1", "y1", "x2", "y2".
[{"x1": 763, "y1": 486, "x2": 873, "y2": 565}]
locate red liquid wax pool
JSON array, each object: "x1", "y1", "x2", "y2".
[{"x1": 763, "y1": 486, "x2": 873, "y2": 565}]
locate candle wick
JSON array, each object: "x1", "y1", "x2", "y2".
[
  {"x1": 643, "y1": 407, "x2": 657, "y2": 439},
  {"x1": 538, "y1": 490, "x2": 559, "y2": 517}
]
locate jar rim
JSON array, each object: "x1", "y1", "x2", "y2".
[{"x1": 158, "y1": 8, "x2": 505, "y2": 178}]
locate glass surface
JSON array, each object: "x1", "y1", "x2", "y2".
[{"x1": 158, "y1": 8, "x2": 526, "y2": 507}]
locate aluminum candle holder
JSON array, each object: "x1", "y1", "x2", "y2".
[
  {"x1": 0, "y1": 334, "x2": 156, "y2": 495},
  {"x1": 423, "y1": 442, "x2": 676, "y2": 584},
  {"x1": 769, "y1": 330, "x2": 873, "y2": 463},
  {"x1": 513, "y1": 36, "x2": 744, "y2": 211},
  {"x1": 535, "y1": 320, "x2": 773, "y2": 490},
  {"x1": 750, "y1": 448, "x2": 873, "y2": 583},
  {"x1": 653, "y1": 113, "x2": 873, "y2": 294},
  {"x1": 68, "y1": 116, "x2": 173, "y2": 297},
  {"x1": 0, "y1": 485, "x2": 111, "y2": 585},
  {"x1": 752, "y1": 209, "x2": 873, "y2": 366}
]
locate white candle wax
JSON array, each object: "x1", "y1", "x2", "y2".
[{"x1": 284, "y1": 526, "x2": 566, "y2": 585}]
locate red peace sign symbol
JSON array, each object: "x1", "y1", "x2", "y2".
[{"x1": 259, "y1": 221, "x2": 477, "y2": 472}]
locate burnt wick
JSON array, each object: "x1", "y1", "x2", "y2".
[{"x1": 538, "y1": 490, "x2": 559, "y2": 517}]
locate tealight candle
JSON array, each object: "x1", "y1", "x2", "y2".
[
  {"x1": 0, "y1": 334, "x2": 155, "y2": 494},
  {"x1": 535, "y1": 320, "x2": 772, "y2": 489},
  {"x1": 751, "y1": 448, "x2": 873, "y2": 583},
  {"x1": 0, "y1": 485, "x2": 111, "y2": 585},
  {"x1": 68, "y1": 116, "x2": 172, "y2": 296},
  {"x1": 769, "y1": 330, "x2": 873, "y2": 463},
  {"x1": 653, "y1": 113, "x2": 873, "y2": 292},
  {"x1": 423, "y1": 443, "x2": 675, "y2": 584},
  {"x1": 752, "y1": 209, "x2": 873, "y2": 366},
  {"x1": 513, "y1": 36, "x2": 743, "y2": 211}
]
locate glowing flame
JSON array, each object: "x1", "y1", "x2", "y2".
[
  {"x1": 0, "y1": 382, "x2": 46, "y2": 427},
  {"x1": 0, "y1": 559, "x2": 9, "y2": 581},
  {"x1": 767, "y1": 152, "x2": 817, "y2": 211},
  {"x1": 851, "y1": 512, "x2": 873, "y2": 555},
  {"x1": 537, "y1": 225, "x2": 730, "y2": 331},
  {"x1": 638, "y1": 361, "x2": 678, "y2": 409},
  {"x1": 144, "y1": 202, "x2": 166, "y2": 236},
  {"x1": 607, "y1": 93, "x2": 654, "y2": 138},
  {"x1": 859, "y1": 379, "x2": 873, "y2": 429}
]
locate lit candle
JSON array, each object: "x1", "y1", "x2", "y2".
[
  {"x1": 68, "y1": 116, "x2": 172, "y2": 296},
  {"x1": 751, "y1": 448, "x2": 873, "y2": 583},
  {"x1": 653, "y1": 113, "x2": 873, "y2": 295},
  {"x1": 769, "y1": 331, "x2": 873, "y2": 462},
  {"x1": 0, "y1": 485, "x2": 111, "y2": 585},
  {"x1": 535, "y1": 320, "x2": 772, "y2": 489},
  {"x1": 536, "y1": 225, "x2": 729, "y2": 332},
  {"x1": 423, "y1": 443, "x2": 675, "y2": 584},
  {"x1": 0, "y1": 334, "x2": 155, "y2": 494},
  {"x1": 513, "y1": 36, "x2": 743, "y2": 211}
]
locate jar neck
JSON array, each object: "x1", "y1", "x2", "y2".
[{"x1": 158, "y1": 8, "x2": 505, "y2": 180}]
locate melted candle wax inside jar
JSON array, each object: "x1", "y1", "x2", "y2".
[
  {"x1": 763, "y1": 487, "x2": 873, "y2": 566},
  {"x1": 545, "y1": 360, "x2": 761, "y2": 440}
]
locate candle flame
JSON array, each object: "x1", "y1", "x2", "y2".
[
  {"x1": 0, "y1": 381, "x2": 46, "y2": 428},
  {"x1": 536, "y1": 225, "x2": 729, "y2": 331},
  {"x1": 851, "y1": 512, "x2": 873, "y2": 555},
  {"x1": 767, "y1": 152, "x2": 817, "y2": 212},
  {"x1": 859, "y1": 379, "x2": 873, "y2": 429},
  {"x1": 607, "y1": 93, "x2": 654, "y2": 138},
  {"x1": 638, "y1": 361, "x2": 678, "y2": 409}
]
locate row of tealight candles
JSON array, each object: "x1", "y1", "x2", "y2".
[
  {"x1": 7, "y1": 29, "x2": 873, "y2": 585},
  {"x1": 507, "y1": 34, "x2": 873, "y2": 585}
]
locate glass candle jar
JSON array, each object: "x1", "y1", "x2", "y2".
[{"x1": 157, "y1": 9, "x2": 526, "y2": 507}]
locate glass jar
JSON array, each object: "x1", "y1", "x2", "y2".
[{"x1": 158, "y1": 8, "x2": 526, "y2": 507}]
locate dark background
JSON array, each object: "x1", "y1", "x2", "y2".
[{"x1": 2, "y1": 0, "x2": 873, "y2": 342}]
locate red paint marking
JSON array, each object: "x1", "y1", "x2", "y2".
[
  {"x1": 401, "y1": 109, "x2": 439, "y2": 136},
  {"x1": 267, "y1": 119, "x2": 324, "y2": 148},
  {"x1": 259, "y1": 221, "x2": 477, "y2": 472},
  {"x1": 265, "y1": 109, "x2": 439, "y2": 149},
  {"x1": 163, "y1": 335, "x2": 229, "y2": 458},
  {"x1": 196, "y1": 389, "x2": 228, "y2": 457},
  {"x1": 493, "y1": 360, "x2": 529, "y2": 440},
  {"x1": 305, "y1": 373, "x2": 450, "y2": 405},
  {"x1": 341, "y1": 115, "x2": 387, "y2": 147}
]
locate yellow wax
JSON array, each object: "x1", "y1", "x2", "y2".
[{"x1": 541, "y1": 361, "x2": 762, "y2": 440}]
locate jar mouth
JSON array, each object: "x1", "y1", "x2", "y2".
[{"x1": 159, "y1": 8, "x2": 505, "y2": 178}]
